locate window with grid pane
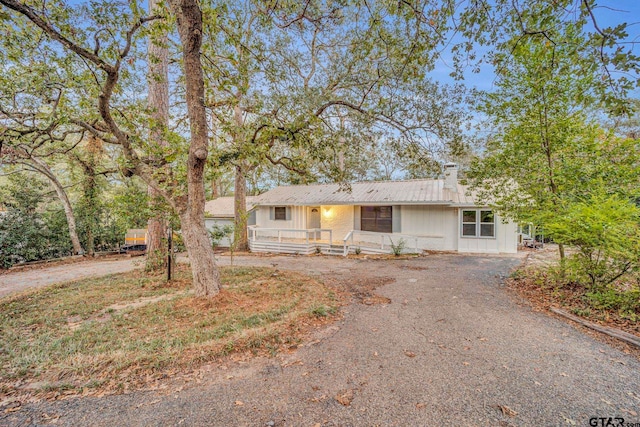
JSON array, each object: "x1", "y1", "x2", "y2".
[
  {"x1": 462, "y1": 210, "x2": 477, "y2": 236},
  {"x1": 461, "y1": 209, "x2": 495, "y2": 238},
  {"x1": 480, "y1": 210, "x2": 495, "y2": 237}
]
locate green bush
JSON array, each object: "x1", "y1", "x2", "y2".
[
  {"x1": 209, "y1": 224, "x2": 234, "y2": 249},
  {"x1": 389, "y1": 238, "x2": 406, "y2": 256},
  {"x1": 0, "y1": 177, "x2": 73, "y2": 268},
  {"x1": 586, "y1": 286, "x2": 640, "y2": 320},
  {"x1": 546, "y1": 193, "x2": 640, "y2": 288}
]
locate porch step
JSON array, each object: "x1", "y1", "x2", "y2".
[
  {"x1": 322, "y1": 245, "x2": 346, "y2": 256},
  {"x1": 249, "y1": 241, "x2": 399, "y2": 256}
]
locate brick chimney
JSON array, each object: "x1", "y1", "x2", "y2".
[{"x1": 443, "y1": 162, "x2": 458, "y2": 193}]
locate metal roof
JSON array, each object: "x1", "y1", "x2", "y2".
[
  {"x1": 205, "y1": 196, "x2": 258, "y2": 218},
  {"x1": 251, "y1": 179, "x2": 478, "y2": 206}
]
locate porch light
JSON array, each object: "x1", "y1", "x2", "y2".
[{"x1": 323, "y1": 207, "x2": 333, "y2": 218}]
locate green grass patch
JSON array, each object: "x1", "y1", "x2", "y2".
[{"x1": 0, "y1": 265, "x2": 339, "y2": 397}]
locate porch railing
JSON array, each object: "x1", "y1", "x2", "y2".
[
  {"x1": 248, "y1": 226, "x2": 333, "y2": 246},
  {"x1": 342, "y1": 230, "x2": 443, "y2": 256}
]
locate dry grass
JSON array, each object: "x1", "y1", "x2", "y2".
[{"x1": 0, "y1": 265, "x2": 340, "y2": 400}]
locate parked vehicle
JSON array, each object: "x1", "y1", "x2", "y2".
[{"x1": 119, "y1": 244, "x2": 147, "y2": 253}]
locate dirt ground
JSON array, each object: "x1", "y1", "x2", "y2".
[{"x1": 2, "y1": 253, "x2": 640, "y2": 426}]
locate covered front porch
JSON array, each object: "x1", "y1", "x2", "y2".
[{"x1": 248, "y1": 226, "x2": 424, "y2": 256}]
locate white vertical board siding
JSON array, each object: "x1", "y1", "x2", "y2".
[
  {"x1": 457, "y1": 212, "x2": 517, "y2": 254},
  {"x1": 497, "y1": 217, "x2": 518, "y2": 253},
  {"x1": 254, "y1": 206, "x2": 307, "y2": 238},
  {"x1": 399, "y1": 205, "x2": 458, "y2": 251},
  {"x1": 321, "y1": 205, "x2": 354, "y2": 241}
]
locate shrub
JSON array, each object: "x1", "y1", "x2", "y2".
[
  {"x1": 585, "y1": 286, "x2": 640, "y2": 320},
  {"x1": 389, "y1": 238, "x2": 406, "y2": 256},
  {"x1": 208, "y1": 224, "x2": 234, "y2": 249},
  {"x1": 546, "y1": 193, "x2": 640, "y2": 288}
]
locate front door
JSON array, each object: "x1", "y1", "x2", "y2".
[{"x1": 308, "y1": 207, "x2": 321, "y2": 239}]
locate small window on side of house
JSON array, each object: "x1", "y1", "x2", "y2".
[
  {"x1": 480, "y1": 210, "x2": 495, "y2": 237},
  {"x1": 274, "y1": 206, "x2": 287, "y2": 221},
  {"x1": 462, "y1": 210, "x2": 477, "y2": 237},
  {"x1": 461, "y1": 209, "x2": 495, "y2": 238}
]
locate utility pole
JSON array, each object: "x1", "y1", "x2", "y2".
[{"x1": 167, "y1": 226, "x2": 173, "y2": 281}]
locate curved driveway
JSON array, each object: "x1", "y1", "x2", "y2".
[
  {"x1": 0, "y1": 258, "x2": 141, "y2": 298},
  {"x1": 2, "y1": 253, "x2": 640, "y2": 426}
]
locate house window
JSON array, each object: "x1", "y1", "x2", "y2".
[
  {"x1": 361, "y1": 206, "x2": 392, "y2": 233},
  {"x1": 462, "y1": 210, "x2": 477, "y2": 237},
  {"x1": 461, "y1": 209, "x2": 495, "y2": 238},
  {"x1": 274, "y1": 206, "x2": 287, "y2": 221}
]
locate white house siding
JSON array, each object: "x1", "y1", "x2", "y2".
[
  {"x1": 457, "y1": 212, "x2": 517, "y2": 254},
  {"x1": 399, "y1": 205, "x2": 458, "y2": 251},
  {"x1": 498, "y1": 220, "x2": 518, "y2": 253},
  {"x1": 320, "y1": 205, "x2": 354, "y2": 242},
  {"x1": 253, "y1": 206, "x2": 307, "y2": 239}
]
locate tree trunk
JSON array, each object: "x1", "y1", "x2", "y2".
[
  {"x1": 52, "y1": 176, "x2": 84, "y2": 256},
  {"x1": 83, "y1": 172, "x2": 96, "y2": 256},
  {"x1": 146, "y1": 0, "x2": 170, "y2": 270},
  {"x1": 146, "y1": 203, "x2": 165, "y2": 268},
  {"x1": 211, "y1": 178, "x2": 220, "y2": 198},
  {"x1": 170, "y1": 0, "x2": 220, "y2": 296},
  {"x1": 30, "y1": 158, "x2": 84, "y2": 255},
  {"x1": 234, "y1": 164, "x2": 249, "y2": 251},
  {"x1": 180, "y1": 211, "x2": 220, "y2": 296},
  {"x1": 232, "y1": 103, "x2": 249, "y2": 251}
]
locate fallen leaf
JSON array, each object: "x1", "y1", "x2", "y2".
[
  {"x1": 498, "y1": 405, "x2": 518, "y2": 417},
  {"x1": 404, "y1": 350, "x2": 416, "y2": 358},
  {"x1": 234, "y1": 400, "x2": 244, "y2": 406},
  {"x1": 336, "y1": 389, "x2": 354, "y2": 406},
  {"x1": 41, "y1": 413, "x2": 61, "y2": 421},
  {"x1": 3, "y1": 402, "x2": 21, "y2": 414}
]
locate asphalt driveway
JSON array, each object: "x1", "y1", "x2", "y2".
[{"x1": 2, "y1": 253, "x2": 639, "y2": 426}]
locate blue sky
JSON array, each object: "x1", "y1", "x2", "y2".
[{"x1": 430, "y1": 0, "x2": 640, "y2": 92}]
